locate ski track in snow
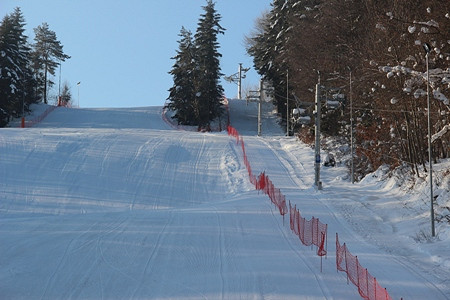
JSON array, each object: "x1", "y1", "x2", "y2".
[
  {"x1": 0, "y1": 103, "x2": 448, "y2": 299},
  {"x1": 131, "y1": 212, "x2": 174, "y2": 299}
]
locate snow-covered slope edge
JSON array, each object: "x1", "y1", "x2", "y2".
[{"x1": 229, "y1": 98, "x2": 450, "y2": 299}]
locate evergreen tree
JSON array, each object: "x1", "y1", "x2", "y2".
[
  {"x1": 32, "y1": 22, "x2": 70, "y2": 104},
  {"x1": 60, "y1": 81, "x2": 71, "y2": 106},
  {"x1": 166, "y1": 27, "x2": 198, "y2": 125},
  {"x1": 0, "y1": 13, "x2": 17, "y2": 124},
  {"x1": 193, "y1": 0, "x2": 225, "y2": 129},
  {"x1": 246, "y1": 0, "x2": 301, "y2": 120},
  {"x1": 0, "y1": 7, "x2": 36, "y2": 126},
  {"x1": 10, "y1": 8, "x2": 38, "y2": 112}
]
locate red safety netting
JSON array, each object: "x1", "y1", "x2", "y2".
[
  {"x1": 289, "y1": 201, "x2": 327, "y2": 257},
  {"x1": 336, "y1": 233, "x2": 393, "y2": 300},
  {"x1": 257, "y1": 172, "x2": 288, "y2": 216},
  {"x1": 228, "y1": 125, "x2": 323, "y2": 254},
  {"x1": 227, "y1": 124, "x2": 399, "y2": 300},
  {"x1": 228, "y1": 125, "x2": 287, "y2": 217},
  {"x1": 20, "y1": 105, "x2": 57, "y2": 128}
]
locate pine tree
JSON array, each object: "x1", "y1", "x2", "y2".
[
  {"x1": 60, "y1": 81, "x2": 71, "y2": 106},
  {"x1": 193, "y1": 0, "x2": 225, "y2": 129},
  {"x1": 32, "y1": 22, "x2": 70, "y2": 104},
  {"x1": 167, "y1": 27, "x2": 198, "y2": 125},
  {"x1": 246, "y1": 0, "x2": 301, "y2": 120},
  {"x1": 0, "y1": 7, "x2": 36, "y2": 126},
  {"x1": 10, "y1": 8, "x2": 38, "y2": 112},
  {"x1": 0, "y1": 13, "x2": 17, "y2": 124}
]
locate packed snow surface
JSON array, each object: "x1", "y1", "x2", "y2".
[{"x1": 0, "y1": 100, "x2": 449, "y2": 299}]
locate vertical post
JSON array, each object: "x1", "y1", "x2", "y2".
[
  {"x1": 286, "y1": 69, "x2": 289, "y2": 136},
  {"x1": 258, "y1": 79, "x2": 262, "y2": 136},
  {"x1": 314, "y1": 83, "x2": 322, "y2": 189},
  {"x1": 77, "y1": 81, "x2": 81, "y2": 108},
  {"x1": 336, "y1": 233, "x2": 339, "y2": 273},
  {"x1": 321, "y1": 255, "x2": 323, "y2": 273},
  {"x1": 350, "y1": 71, "x2": 354, "y2": 184},
  {"x1": 238, "y1": 63, "x2": 242, "y2": 99},
  {"x1": 374, "y1": 277, "x2": 377, "y2": 299},
  {"x1": 356, "y1": 256, "x2": 360, "y2": 288},
  {"x1": 21, "y1": 88, "x2": 25, "y2": 128},
  {"x1": 344, "y1": 244, "x2": 349, "y2": 284},
  {"x1": 426, "y1": 52, "x2": 435, "y2": 237},
  {"x1": 58, "y1": 62, "x2": 62, "y2": 98},
  {"x1": 365, "y1": 268, "x2": 369, "y2": 298}
]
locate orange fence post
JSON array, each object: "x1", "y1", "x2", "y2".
[{"x1": 21, "y1": 117, "x2": 25, "y2": 128}]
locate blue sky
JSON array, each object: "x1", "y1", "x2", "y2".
[{"x1": 3, "y1": 0, "x2": 272, "y2": 108}]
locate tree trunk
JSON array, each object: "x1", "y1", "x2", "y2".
[{"x1": 404, "y1": 111, "x2": 419, "y2": 175}]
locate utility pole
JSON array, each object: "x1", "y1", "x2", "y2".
[
  {"x1": 77, "y1": 81, "x2": 81, "y2": 108},
  {"x1": 21, "y1": 83, "x2": 25, "y2": 128},
  {"x1": 286, "y1": 70, "x2": 289, "y2": 136},
  {"x1": 224, "y1": 63, "x2": 250, "y2": 99},
  {"x1": 258, "y1": 79, "x2": 263, "y2": 136},
  {"x1": 349, "y1": 70, "x2": 354, "y2": 184},
  {"x1": 246, "y1": 81, "x2": 261, "y2": 134},
  {"x1": 58, "y1": 63, "x2": 61, "y2": 98},
  {"x1": 314, "y1": 82, "x2": 322, "y2": 189},
  {"x1": 424, "y1": 43, "x2": 435, "y2": 237},
  {"x1": 238, "y1": 63, "x2": 243, "y2": 100}
]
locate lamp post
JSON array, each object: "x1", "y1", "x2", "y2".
[
  {"x1": 423, "y1": 42, "x2": 435, "y2": 237},
  {"x1": 286, "y1": 69, "x2": 289, "y2": 136},
  {"x1": 21, "y1": 88, "x2": 25, "y2": 128},
  {"x1": 77, "y1": 81, "x2": 81, "y2": 108},
  {"x1": 58, "y1": 62, "x2": 62, "y2": 98},
  {"x1": 349, "y1": 70, "x2": 354, "y2": 184}
]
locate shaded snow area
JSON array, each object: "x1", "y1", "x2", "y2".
[{"x1": 0, "y1": 101, "x2": 449, "y2": 299}]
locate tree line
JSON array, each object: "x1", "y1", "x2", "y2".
[
  {"x1": 166, "y1": 0, "x2": 225, "y2": 131},
  {"x1": 0, "y1": 7, "x2": 70, "y2": 127},
  {"x1": 246, "y1": 0, "x2": 449, "y2": 179}
]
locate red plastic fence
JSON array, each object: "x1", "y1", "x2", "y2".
[
  {"x1": 20, "y1": 105, "x2": 57, "y2": 128},
  {"x1": 227, "y1": 124, "x2": 399, "y2": 300},
  {"x1": 336, "y1": 233, "x2": 393, "y2": 300},
  {"x1": 228, "y1": 125, "x2": 288, "y2": 217},
  {"x1": 289, "y1": 201, "x2": 327, "y2": 257},
  {"x1": 228, "y1": 125, "x2": 324, "y2": 250},
  {"x1": 257, "y1": 172, "x2": 289, "y2": 216}
]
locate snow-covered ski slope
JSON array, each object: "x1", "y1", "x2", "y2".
[{"x1": 0, "y1": 101, "x2": 448, "y2": 299}]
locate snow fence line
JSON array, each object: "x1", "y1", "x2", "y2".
[
  {"x1": 227, "y1": 125, "x2": 326, "y2": 256},
  {"x1": 19, "y1": 105, "x2": 59, "y2": 128},
  {"x1": 336, "y1": 233, "x2": 393, "y2": 300},
  {"x1": 227, "y1": 125, "x2": 398, "y2": 300}
]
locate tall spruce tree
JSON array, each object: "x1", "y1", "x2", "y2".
[
  {"x1": 32, "y1": 22, "x2": 70, "y2": 104},
  {"x1": 194, "y1": 0, "x2": 225, "y2": 129},
  {"x1": 0, "y1": 7, "x2": 36, "y2": 126},
  {"x1": 167, "y1": 27, "x2": 198, "y2": 125},
  {"x1": 246, "y1": 0, "x2": 301, "y2": 120},
  {"x1": 0, "y1": 13, "x2": 18, "y2": 124}
]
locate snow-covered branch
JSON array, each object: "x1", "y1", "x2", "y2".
[{"x1": 432, "y1": 124, "x2": 450, "y2": 143}]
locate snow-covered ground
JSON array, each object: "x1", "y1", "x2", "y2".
[{"x1": 0, "y1": 100, "x2": 448, "y2": 299}]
